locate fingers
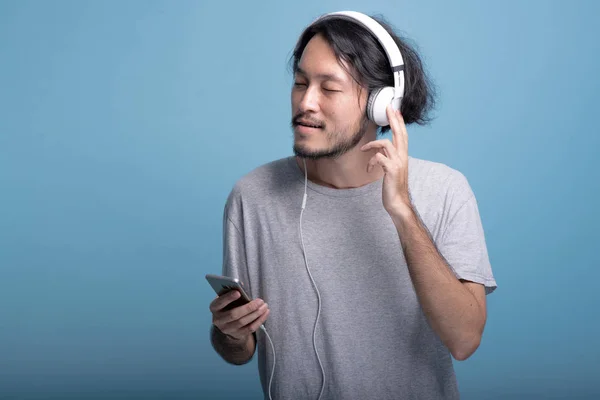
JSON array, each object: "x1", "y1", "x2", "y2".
[
  {"x1": 247, "y1": 308, "x2": 270, "y2": 333},
  {"x1": 360, "y1": 139, "x2": 397, "y2": 160},
  {"x1": 361, "y1": 105, "x2": 407, "y2": 175},
  {"x1": 224, "y1": 298, "x2": 266, "y2": 324},
  {"x1": 214, "y1": 300, "x2": 271, "y2": 340},
  {"x1": 234, "y1": 302, "x2": 268, "y2": 328},
  {"x1": 360, "y1": 138, "x2": 396, "y2": 173},
  {"x1": 211, "y1": 293, "x2": 269, "y2": 329},
  {"x1": 386, "y1": 104, "x2": 408, "y2": 147},
  {"x1": 209, "y1": 289, "x2": 241, "y2": 313},
  {"x1": 367, "y1": 152, "x2": 392, "y2": 173},
  {"x1": 222, "y1": 304, "x2": 270, "y2": 337}
]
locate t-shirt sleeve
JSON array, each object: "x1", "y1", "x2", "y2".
[
  {"x1": 438, "y1": 172, "x2": 497, "y2": 295},
  {"x1": 221, "y1": 197, "x2": 258, "y2": 344},
  {"x1": 222, "y1": 197, "x2": 254, "y2": 298}
]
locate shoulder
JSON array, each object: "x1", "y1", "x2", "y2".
[
  {"x1": 224, "y1": 156, "x2": 296, "y2": 216},
  {"x1": 409, "y1": 156, "x2": 473, "y2": 200}
]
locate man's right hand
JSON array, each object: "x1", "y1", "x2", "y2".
[{"x1": 209, "y1": 290, "x2": 270, "y2": 341}]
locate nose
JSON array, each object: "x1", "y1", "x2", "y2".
[{"x1": 297, "y1": 85, "x2": 320, "y2": 114}]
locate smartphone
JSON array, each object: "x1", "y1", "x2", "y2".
[{"x1": 205, "y1": 274, "x2": 252, "y2": 311}]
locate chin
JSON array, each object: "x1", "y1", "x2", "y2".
[
  {"x1": 294, "y1": 137, "x2": 320, "y2": 152},
  {"x1": 293, "y1": 143, "x2": 335, "y2": 160},
  {"x1": 293, "y1": 143, "x2": 316, "y2": 158}
]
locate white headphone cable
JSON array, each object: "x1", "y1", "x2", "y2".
[
  {"x1": 259, "y1": 325, "x2": 275, "y2": 400},
  {"x1": 299, "y1": 158, "x2": 326, "y2": 400},
  {"x1": 259, "y1": 158, "x2": 325, "y2": 400}
]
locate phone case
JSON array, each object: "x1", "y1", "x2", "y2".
[{"x1": 205, "y1": 274, "x2": 252, "y2": 311}]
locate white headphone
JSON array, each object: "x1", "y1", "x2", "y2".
[{"x1": 312, "y1": 11, "x2": 406, "y2": 127}]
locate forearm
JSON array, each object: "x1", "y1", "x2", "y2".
[
  {"x1": 390, "y1": 204, "x2": 485, "y2": 360},
  {"x1": 210, "y1": 325, "x2": 256, "y2": 365}
]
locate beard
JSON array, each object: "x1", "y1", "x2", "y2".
[{"x1": 291, "y1": 114, "x2": 370, "y2": 160}]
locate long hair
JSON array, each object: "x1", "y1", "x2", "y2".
[{"x1": 289, "y1": 14, "x2": 437, "y2": 133}]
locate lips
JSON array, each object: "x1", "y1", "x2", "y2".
[{"x1": 296, "y1": 120, "x2": 323, "y2": 129}]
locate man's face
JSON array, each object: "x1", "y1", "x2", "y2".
[{"x1": 291, "y1": 34, "x2": 370, "y2": 160}]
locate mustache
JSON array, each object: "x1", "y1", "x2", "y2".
[{"x1": 291, "y1": 114, "x2": 326, "y2": 129}]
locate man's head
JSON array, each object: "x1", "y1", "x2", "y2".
[{"x1": 289, "y1": 14, "x2": 436, "y2": 160}]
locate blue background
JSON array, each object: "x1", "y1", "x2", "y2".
[{"x1": 1, "y1": 0, "x2": 599, "y2": 399}]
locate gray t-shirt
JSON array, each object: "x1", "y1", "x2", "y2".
[{"x1": 222, "y1": 155, "x2": 497, "y2": 400}]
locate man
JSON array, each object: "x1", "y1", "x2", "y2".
[{"x1": 209, "y1": 12, "x2": 497, "y2": 400}]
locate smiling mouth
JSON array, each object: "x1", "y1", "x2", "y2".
[
  {"x1": 298, "y1": 124, "x2": 322, "y2": 129},
  {"x1": 296, "y1": 120, "x2": 324, "y2": 129}
]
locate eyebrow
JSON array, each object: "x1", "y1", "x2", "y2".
[{"x1": 295, "y1": 67, "x2": 346, "y2": 84}]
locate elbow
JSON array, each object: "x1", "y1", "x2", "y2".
[{"x1": 450, "y1": 333, "x2": 482, "y2": 361}]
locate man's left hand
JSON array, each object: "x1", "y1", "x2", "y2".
[{"x1": 360, "y1": 104, "x2": 411, "y2": 215}]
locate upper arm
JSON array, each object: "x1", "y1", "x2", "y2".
[{"x1": 438, "y1": 171, "x2": 497, "y2": 295}]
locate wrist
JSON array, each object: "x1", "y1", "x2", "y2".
[
  {"x1": 213, "y1": 324, "x2": 246, "y2": 342},
  {"x1": 387, "y1": 200, "x2": 415, "y2": 222}
]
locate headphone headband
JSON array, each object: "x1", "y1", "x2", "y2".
[{"x1": 312, "y1": 11, "x2": 405, "y2": 101}]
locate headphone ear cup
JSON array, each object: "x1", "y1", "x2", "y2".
[
  {"x1": 367, "y1": 87, "x2": 383, "y2": 123},
  {"x1": 367, "y1": 86, "x2": 397, "y2": 127}
]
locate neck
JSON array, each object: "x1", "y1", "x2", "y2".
[{"x1": 296, "y1": 131, "x2": 385, "y2": 189}]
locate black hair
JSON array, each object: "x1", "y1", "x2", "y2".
[{"x1": 289, "y1": 13, "x2": 437, "y2": 133}]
